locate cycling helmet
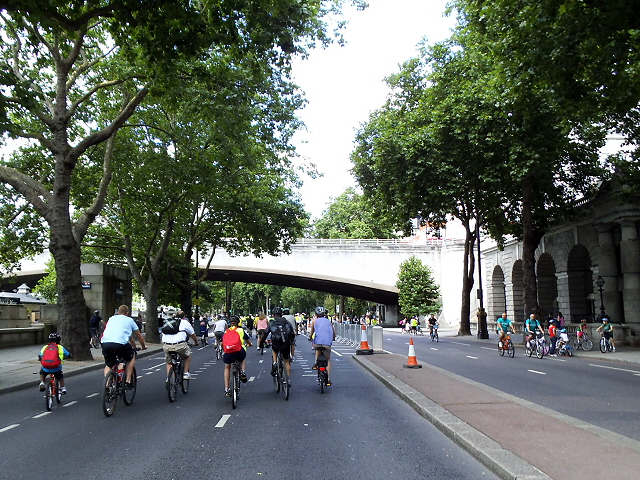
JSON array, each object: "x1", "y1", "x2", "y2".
[
  {"x1": 315, "y1": 306, "x2": 328, "y2": 317},
  {"x1": 272, "y1": 307, "x2": 283, "y2": 317},
  {"x1": 560, "y1": 328, "x2": 567, "y2": 333},
  {"x1": 229, "y1": 315, "x2": 240, "y2": 325},
  {"x1": 602, "y1": 317, "x2": 609, "y2": 322},
  {"x1": 282, "y1": 307, "x2": 290, "y2": 315},
  {"x1": 49, "y1": 332, "x2": 61, "y2": 344},
  {"x1": 580, "y1": 318, "x2": 587, "y2": 323},
  {"x1": 94, "y1": 310, "x2": 99, "y2": 314}
]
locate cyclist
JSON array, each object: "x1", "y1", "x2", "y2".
[
  {"x1": 577, "y1": 318, "x2": 588, "y2": 340},
  {"x1": 309, "y1": 306, "x2": 336, "y2": 386},
  {"x1": 162, "y1": 311, "x2": 199, "y2": 381},
  {"x1": 282, "y1": 307, "x2": 297, "y2": 359},
  {"x1": 38, "y1": 333, "x2": 71, "y2": 393},
  {"x1": 427, "y1": 314, "x2": 438, "y2": 336},
  {"x1": 198, "y1": 316, "x2": 209, "y2": 346},
  {"x1": 496, "y1": 312, "x2": 516, "y2": 347},
  {"x1": 596, "y1": 317, "x2": 616, "y2": 352},
  {"x1": 101, "y1": 305, "x2": 147, "y2": 389},
  {"x1": 410, "y1": 316, "x2": 419, "y2": 334},
  {"x1": 265, "y1": 307, "x2": 295, "y2": 384},
  {"x1": 89, "y1": 310, "x2": 102, "y2": 340},
  {"x1": 213, "y1": 315, "x2": 227, "y2": 347},
  {"x1": 256, "y1": 312, "x2": 269, "y2": 350},
  {"x1": 524, "y1": 313, "x2": 543, "y2": 349},
  {"x1": 223, "y1": 316, "x2": 252, "y2": 396}
]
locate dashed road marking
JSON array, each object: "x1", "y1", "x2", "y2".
[
  {"x1": 32, "y1": 412, "x2": 51, "y2": 418},
  {"x1": 215, "y1": 415, "x2": 231, "y2": 428},
  {"x1": 86, "y1": 393, "x2": 99, "y2": 398},
  {"x1": 466, "y1": 356, "x2": 478, "y2": 359},
  {"x1": 63, "y1": 401, "x2": 77, "y2": 407},
  {"x1": 451, "y1": 341, "x2": 471, "y2": 346},
  {"x1": 589, "y1": 363, "x2": 640, "y2": 374},
  {"x1": 144, "y1": 363, "x2": 166, "y2": 370},
  {"x1": 0, "y1": 424, "x2": 19, "y2": 433},
  {"x1": 528, "y1": 370, "x2": 546, "y2": 375}
]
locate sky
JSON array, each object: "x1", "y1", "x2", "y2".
[{"x1": 290, "y1": 0, "x2": 457, "y2": 220}]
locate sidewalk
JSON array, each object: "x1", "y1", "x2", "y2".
[
  {"x1": 0, "y1": 343, "x2": 164, "y2": 394},
  {"x1": 353, "y1": 329, "x2": 640, "y2": 480}
]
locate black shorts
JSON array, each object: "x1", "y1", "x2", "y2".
[
  {"x1": 102, "y1": 342, "x2": 134, "y2": 368},
  {"x1": 40, "y1": 369, "x2": 64, "y2": 379},
  {"x1": 223, "y1": 349, "x2": 247, "y2": 364},
  {"x1": 271, "y1": 342, "x2": 292, "y2": 359}
]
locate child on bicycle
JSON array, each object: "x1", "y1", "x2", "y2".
[
  {"x1": 596, "y1": 317, "x2": 616, "y2": 352},
  {"x1": 577, "y1": 319, "x2": 588, "y2": 339},
  {"x1": 38, "y1": 333, "x2": 71, "y2": 394}
]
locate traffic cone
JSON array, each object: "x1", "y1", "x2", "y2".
[
  {"x1": 403, "y1": 337, "x2": 422, "y2": 368},
  {"x1": 356, "y1": 324, "x2": 373, "y2": 355}
]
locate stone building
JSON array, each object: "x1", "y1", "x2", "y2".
[{"x1": 483, "y1": 182, "x2": 640, "y2": 344}]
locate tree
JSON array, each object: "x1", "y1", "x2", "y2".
[
  {"x1": 0, "y1": 1, "x2": 362, "y2": 358},
  {"x1": 311, "y1": 187, "x2": 397, "y2": 239},
  {"x1": 396, "y1": 256, "x2": 440, "y2": 319},
  {"x1": 280, "y1": 287, "x2": 326, "y2": 314}
]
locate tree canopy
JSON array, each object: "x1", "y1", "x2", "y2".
[{"x1": 396, "y1": 256, "x2": 441, "y2": 318}]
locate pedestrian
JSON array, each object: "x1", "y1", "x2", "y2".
[{"x1": 548, "y1": 318, "x2": 558, "y2": 356}]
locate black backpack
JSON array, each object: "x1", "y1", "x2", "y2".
[
  {"x1": 161, "y1": 317, "x2": 181, "y2": 335},
  {"x1": 270, "y1": 319, "x2": 290, "y2": 344}
]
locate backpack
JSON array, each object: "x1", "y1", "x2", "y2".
[
  {"x1": 222, "y1": 328, "x2": 242, "y2": 353},
  {"x1": 161, "y1": 317, "x2": 181, "y2": 335},
  {"x1": 270, "y1": 320, "x2": 290, "y2": 344},
  {"x1": 41, "y1": 343, "x2": 61, "y2": 370}
]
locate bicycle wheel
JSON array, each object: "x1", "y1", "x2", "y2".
[
  {"x1": 274, "y1": 366, "x2": 281, "y2": 393},
  {"x1": 102, "y1": 371, "x2": 117, "y2": 417},
  {"x1": 45, "y1": 380, "x2": 53, "y2": 411},
  {"x1": 231, "y1": 371, "x2": 238, "y2": 409},
  {"x1": 167, "y1": 368, "x2": 177, "y2": 403},
  {"x1": 536, "y1": 342, "x2": 545, "y2": 359},
  {"x1": 499, "y1": 342, "x2": 505, "y2": 356},
  {"x1": 180, "y1": 363, "x2": 189, "y2": 394},
  {"x1": 583, "y1": 338, "x2": 593, "y2": 351},
  {"x1": 508, "y1": 341, "x2": 515, "y2": 358},
  {"x1": 319, "y1": 370, "x2": 326, "y2": 394},
  {"x1": 55, "y1": 378, "x2": 62, "y2": 403},
  {"x1": 525, "y1": 343, "x2": 532, "y2": 357},
  {"x1": 435, "y1": 332, "x2": 439, "y2": 342},
  {"x1": 430, "y1": 332, "x2": 434, "y2": 341},
  {"x1": 600, "y1": 337, "x2": 606, "y2": 353},
  {"x1": 123, "y1": 367, "x2": 137, "y2": 405},
  {"x1": 282, "y1": 362, "x2": 289, "y2": 401},
  {"x1": 607, "y1": 340, "x2": 614, "y2": 352},
  {"x1": 91, "y1": 334, "x2": 100, "y2": 349}
]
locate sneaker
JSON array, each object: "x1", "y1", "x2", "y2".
[
  {"x1": 60, "y1": 387, "x2": 67, "y2": 394},
  {"x1": 124, "y1": 382, "x2": 134, "y2": 390},
  {"x1": 312, "y1": 363, "x2": 318, "y2": 370},
  {"x1": 240, "y1": 371, "x2": 248, "y2": 383},
  {"x1": 183, "y1": 372, "x2": 191, "y2": 380},
  {"x1": 613, "y1": 347, "x2": 616, "y2": 352},
  {"x1": 225, "y1": 388, "x2": 231, "y2": 397},
  {"x1": 326, "y1": 379, "x2": 332, "y2": 386},
  {"x1": 39, "y1": 381, "x2": 45, "y2": 392}
]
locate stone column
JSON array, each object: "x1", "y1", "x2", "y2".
[
  {"x1": 597, "y1": 225, "x2": 623, "y2": 322},
  {"x1": 555, "y1": 271, "x2": 570, "y2": 319},
  {"x1": 620, "y1": 220, "x2": 640, "y2": 324}
]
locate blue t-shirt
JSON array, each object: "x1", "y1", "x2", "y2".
[
  {"x1": 496, "y1": 317, "x2": 513, "y2": 332},
  {"x1": 525, "y1": 318, "x2": 541, "y2": 332},
  {"x1": 313, "y1": 317, "x2": 334, "y2": 346},
  {"x1": 101, "y1": 314, "x2": 139, "y2": 344}
]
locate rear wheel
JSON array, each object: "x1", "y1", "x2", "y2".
[
  {"x1": 55, "y1": 378, "x2": 62, "y2": 403},
  {"x1": 45, "y1": 380, "x2": 53, "y2": 411},
  {"x1": 282, "y1": 362, "x2": 290, "y2": 401},
  {"x1": 319, "y1": 370, "x2": 326, "y2": 394},
  {"x1": 583, "y1": 339, "x2": 593, "y2": 351},
  {"x1": 231, "y1": 371, "x2": 238, "y2": 409},
  {"x1": 102, "y1": 371, "x2": 117, "y2": 417},
  {"x1": 123, "y1": 367, "x2": 137, "y2": 405},
  {"x1": 91, "y1": 335, "x2": 100, "y2": 349},
  {"x1": 607, "y1": 340, "x2": 614, "y2": 352},
  {"x1": 180, "y1": 364, "x2": 189, "y2": 394},
  {"x1": 525, "y1": 343, "x2": 533, "y2": 357},
  {"x1": 167, "y1": 368, "x2": 177, "y2": 403}
]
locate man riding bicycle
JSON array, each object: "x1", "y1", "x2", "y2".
[
  {"x1": 265, "y1": 307, "x2": 295, "y2": 385},
  {"x1": 427, "y1": 314, "x2": 438, "y2": 336},
  {"x1": 89, "y1": 310, "x2": 102, "y2": 339},
  {"x1": 596, "y1": 317, "x2": 616, "y2": 352},
  {"x1": 525, "y1": 313, "x2": 543, "y2": 348},
  {"x1": 161, "y1": 311, "x2": 199, "y2": 381},
  {"x1": 309, "y1": 306, "x2": 335, "y2": 386},
  {"x1": 496, "y1": 312, "x2": 516, "y2": 346},
  {"x1": 213, "y1": 315, "x2": 227, "y2": 347}
]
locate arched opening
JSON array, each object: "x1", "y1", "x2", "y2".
[
  {"x1": 512, "y1": 260, "x2": 525, "y2": 322},
  {"x1": 537, "y1": 253, "x2": 557, "y2": 318},
  {"x1": 567, "y1": 245, "x2": 593, "y2": 322},
  {"x1": 489, "y1": 265, "x2": 506, "y2": 321}
]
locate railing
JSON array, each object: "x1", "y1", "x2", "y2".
[{"x1": 294, "y1": 237, "x2": 465, "y2": 247}]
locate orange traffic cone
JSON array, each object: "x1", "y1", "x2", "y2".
[
  {"x1": 403, "y1": 337, "x2": 422, "y2": 368},
  {"x1": 356, "y1": 324, "x2": 373, "y2": 355}
]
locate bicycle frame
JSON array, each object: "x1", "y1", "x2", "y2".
[
  {"x1": 102, "y1": 349, "x2": 138, "y2": 417},
  {"x1": 45, "y1": 372, "x2": 61, "y2": 411},
  {"x1": 230, "y1": 360, "x2": 241, "y2": 409}
]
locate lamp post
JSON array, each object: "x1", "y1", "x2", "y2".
[
  {"x1": 476, "y1": 218, "x2": 489, "y2": 339},
  {"x1": 595, "y1": 276, "x2": 606, "y2": 319}
]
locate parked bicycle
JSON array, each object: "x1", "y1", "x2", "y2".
[
  {"x1": 44, "y1": 371, "x2": 62, "y2": 411},
  {"x1": 315, "y1": 346, "x2": 329, "y2": 393},
  {"x1": 272, "y1": 350, "x2": 290, "y2": 400},
  {"x1": 230, "y1": 359, "x2": 241, "y2": 409},
  {"x1": 102, "y1": 348, "x2": 138, "y2": 417},
  {"x1": 430, "y1": 323, "x2": 439, "y2": 342},
  {"x1": 572, "y1": 332, "x2": 593, "y2": 351},
  {"x1": 167, "y1": 351, "x2": 189, "y2": 402},
  {"x1": 498, "y1": 333, "x2": 515, "y2": 358}
]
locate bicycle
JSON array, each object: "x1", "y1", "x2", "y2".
[
  {"x1": 214, "y1": 337, "x2": 223, "y2": 361},
  {"x1": 167, "y1": 351, "x2": 189, "y2": 403},
  {"x1": 44, "y1": 372, "x2": 62, "y2": 411},
  {"x1": 230, "y1": 359, "x2": 241, "y2": 409},
  {"x1": 315, "y1": 346, "x2": 329, "y2": 393},
  {"x1": 599, "y1": 334, "x2": 614, "y2": 353},
  {"x1": 102, "y1": 348, "x2": 138, "y2": 417},
  {"x1": 498, "y1": 333, "x2": 515, "y2": 358},
  {"x1": 430, "y1": 324, "x2": 439, "y2": 342},
  {"x1": 572, "y1": 332, "x2": 593, "y2": 351},
  {"x1": 272, "y1": 351, "x2": 290, "y2": 401},
  {"x1": 90, "y1": 329, "x2": 101, "y2": 349},
  {"x1": 525, "y1": 331, "x2": 545, "y2": 359}
]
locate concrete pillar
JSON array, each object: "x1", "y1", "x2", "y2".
[
  {"x1": 372, "y1": 326, "x2": 383, "y2": 352},
  {"x1": 620, "y1": 220, "x2": 640, "y2": 324},
  {"x1": 555, "y1": 271, "x2": 570, "y2": 318},
  {"x1": 597, "y1": 226, "x2": 623, "y2": 322},
  {"x1": 383, "y1": 304, "x2": 400, "y2": 326}
]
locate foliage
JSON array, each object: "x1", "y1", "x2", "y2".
[
  {"x1": 396, "y1": 256, "x2": 440, "y2": 318},
  {"x1": 32, "y1": 259, "x2": 57, "y2": 303},
  {"x1": 280, "y1": 287, "x2": 326, "y2": 314}
]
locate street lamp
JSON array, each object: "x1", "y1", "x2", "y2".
[{"x1": 595, "y1": 276, "x2": 606, "y2": 319}]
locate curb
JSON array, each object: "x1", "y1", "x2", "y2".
[{"x1": 352, "y1": 354, "x2": 551, "y2": 480}]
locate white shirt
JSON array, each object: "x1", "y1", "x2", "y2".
[
  {"x1": 214, "y1": 319, "x2": 227, "y2": 332},
  {"x1": 162, "y1": 319, "x2": 195, "y2": 343}
]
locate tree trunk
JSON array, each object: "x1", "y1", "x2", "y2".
[
  {"x1": 144, "y1": 282, "x2": 160, "y2": 344},
  {"x1": 521, "y1": 177, "x2": 540, "y2": 317},
  {"x1": 458, "y1": 219, "x2": 475, "y2": 336}
]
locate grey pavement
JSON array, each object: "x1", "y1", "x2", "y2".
[{"x1": 3, "y1": 331, "x2": 640, "y2": 479}]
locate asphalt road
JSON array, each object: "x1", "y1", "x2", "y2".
[
  {"x1": 0, "y1": 336, "x2": 497, "y2": 480},
  {"x1": 383, "y1": 331, "x2": 640, "y2": 441}
]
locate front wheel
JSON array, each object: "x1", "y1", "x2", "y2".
[
  {"x1": 123, "y1": 367, "x2": 137, "y2": 405},
  {"x1": 55, "y1": 378, "x2": 62, "y2": 404},
  {"x1": 45, "y1": 381, "x2": 53, "y2": 411},
  {"x1": 102, "y1": 371, "x2": 117, "y2": 417},
  {"x1": 231, "y1": 372, "x2": 238, "y2": 409},
  {"x1": 180, "y1": 365, "x2": 189, "y2": 394},
  {"x1": 498, "y1": 342, "x2": 505, "y2": 356},
  {"x1": 282, "y1": 364, "x2": 290, "y2": 401},
  {"x1": 507, "y1": 341, "x2": 515, "y2": 358},
  {"x1": 91, "y1": 335, "x2": 100, "y2": 349},
  {"x1": 536, "y1": 342, "x2": 545, "y2": 359},
  {"x1": 167, "y1": 369, "x2": 177, "y2": 403},
  {"x1": 525, "y1": 343, "x2": 533, "y2": 357},
  {"x1": 600, "y1": 337, "x2": 606, "y2": 353}
]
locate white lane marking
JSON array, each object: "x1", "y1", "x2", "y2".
[
  {"x1": 63, "y1": 401, "x2": 77, "y2": 407},
  {"x1": 249, "y1": 377, "x2": 255, "y2": 382},
  {"x1": 430, "y1": 348, "x2": 438, "y2": 351},
  {"x1": 589, "y1": 363, "x2": 640, "y2": 375},
  {"x1": 258, "y1": 360, "x2": 264, "y2": 364},
  {"x1": 528, "y1": 370, "x2": 546, "y2": 375},
  {"x1": 466, "y1": 356, "x2": 478, "y2": 359},
  {"x1": 451, "y1": 341, "x2": 471, "y2": 346},
  {"x1": 85, "y1": 393, "x2": 99, "y2": 398},
  {"x1": 144, "y1": 363, "x2": 166, "y2": 370},
  {"x1": 145, "y1": 372, "x2": 154, "y2": 375},
  {"x1": 480, "y1": 346, "x2": 495, "y2": 351},
  {"x1": 0, "y1": 424, "x2": 19, "y2": 433},
  {"x1": 215, "y1": 415, "x2": 231, "y2": 428},
  {"x1": 332, "y1": 350, "x2": 343, "y2": 357},
  {"x1": 302, "y1": 374, "x2": 317, "y2": 377},
  {"x1": 33, "y1": 412, "x2": 51, "y2": 418}
]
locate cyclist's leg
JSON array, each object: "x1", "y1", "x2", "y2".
[
  {"x1": 271, "y1": 347, "x2": 278, "y2": 375},
  {"x1": 223, "y1": 362, "x2": 231, "y2": 391},
  {"x1": 163, "y1": 345, "x2": 174, "y2": 376}
]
